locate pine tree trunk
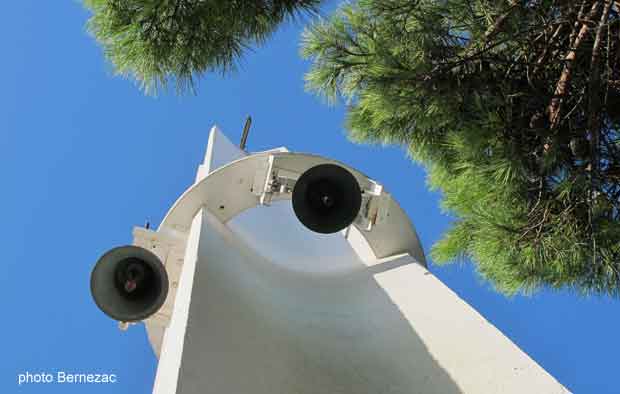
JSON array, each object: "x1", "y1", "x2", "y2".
[{"x1": 548, "y1": 1, "x2": 602, "y2": 129}]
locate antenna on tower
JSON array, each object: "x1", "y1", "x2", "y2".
[{"x1": 239, "y1": 116, "x2": 252, "y2": 151}]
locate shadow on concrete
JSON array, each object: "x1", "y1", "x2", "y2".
[{"x1": 176, "y1": 205, "x2": 462, "y2": 394}]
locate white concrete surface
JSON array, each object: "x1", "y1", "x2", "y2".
[{"x1": 152, "y1": 208, "x2": 203, "y2": 394}]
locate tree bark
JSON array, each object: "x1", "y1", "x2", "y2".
[{"x1": 548, "y1": 1, "x2": 602, "y2": 129}]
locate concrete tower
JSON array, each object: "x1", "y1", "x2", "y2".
[{"x1": 102, "y1": 126, "x2": 569, "y2": 394}]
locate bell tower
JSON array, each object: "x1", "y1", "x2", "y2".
[{"x1": 91, "y1": 126, "x2": 569, "y2": 394}]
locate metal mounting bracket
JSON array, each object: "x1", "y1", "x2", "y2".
[
  {"x1": 124, "y1": 227, "x2": 187, "y2": 330},
  {"x1": 252, "y1": 155, "x2": 389, "y2": 232}
]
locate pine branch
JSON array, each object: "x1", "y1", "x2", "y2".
[
  {"x1": 587, "y1": 0, "x2": 613, "y2": 266},
  {"x1": 482, "y1": 0, "x2": 521, "y2": 44}
]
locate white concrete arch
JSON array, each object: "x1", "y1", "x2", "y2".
[{"x1": 157, "y1": 150, "x2": 426, "y2": 266}]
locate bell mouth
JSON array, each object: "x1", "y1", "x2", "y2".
[
  {"x1": 292, "y1": 164, "x2": 362, "y2": 234},
  {"x1": 114, "y1": 258, "x2": 157, "y2": 299},
  {"x1": 306, "y1": 178, "x2": 343, "y2": 215}
]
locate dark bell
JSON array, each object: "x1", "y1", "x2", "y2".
[
  {"x1": 292, "y1": 163, "x2": 362, "y2": 234},
  {"x1": 90, "y1": 245, "x2": 169, "y2": 322}
]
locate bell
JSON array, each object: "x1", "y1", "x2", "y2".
[
  {"x1": 90, "y1": 245, "x2": 169, "y2": 322},
  {"x1": 292, "y1": 163, "x2": 362, "y2": 234}
]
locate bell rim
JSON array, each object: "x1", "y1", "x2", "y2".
[{"x1": 90, "y1": 245, "x2": 169, "y2": 322}]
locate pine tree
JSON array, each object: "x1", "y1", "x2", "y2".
[
  {"x1": 301, "y1": 0, "x2": 620, "y2": 296},
  {"x1": 83, "y1": 0, "x2": 321, "y2": 94}
]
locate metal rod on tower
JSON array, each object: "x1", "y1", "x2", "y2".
[{"x1": 239, "y1": 116, "x2": 252, "y2": 151}]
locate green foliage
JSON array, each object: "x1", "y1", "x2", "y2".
[
  {"x1": 302, "y1": 0, "x2": 620, "y2": 296},
  {"x1": 83, "y1": 0, "x2": 321, "y2": 94},
  {"x1": 83, "y1": 0, "x2": 620, "y2": 297}
]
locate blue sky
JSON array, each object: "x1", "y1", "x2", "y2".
[{"x1": 1, "y1": 1, "x2": 617, "y2": 393}]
